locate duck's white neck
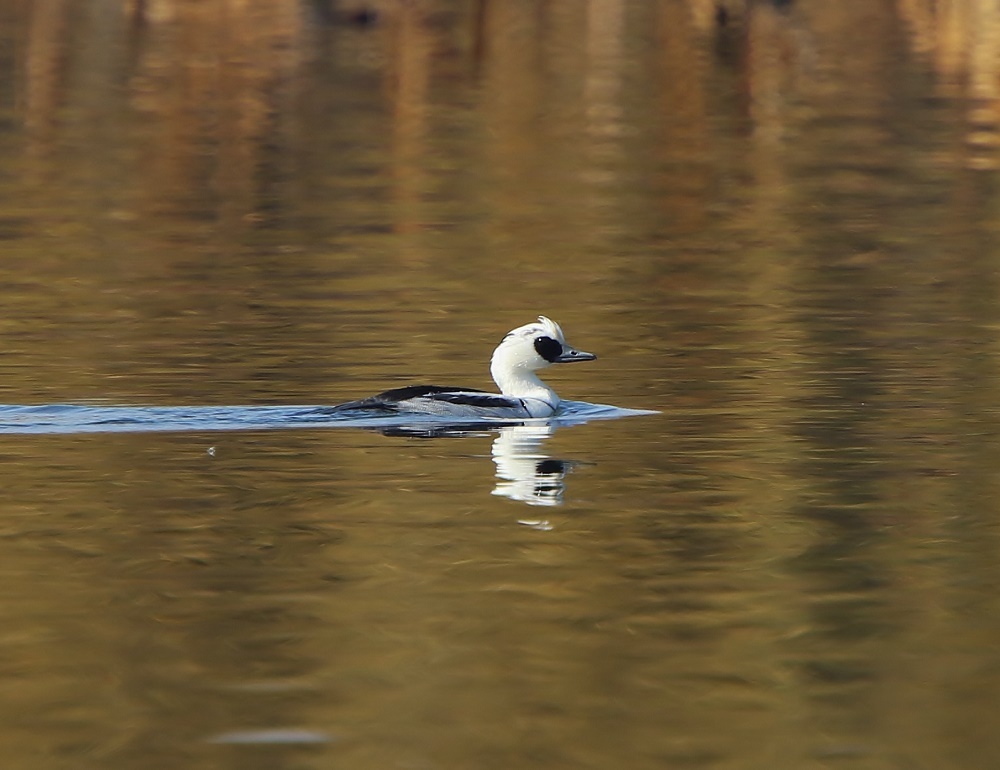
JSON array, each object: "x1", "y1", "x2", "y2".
[{"x1": 490, "y1": 358, "x2": 560, "y2": 412}]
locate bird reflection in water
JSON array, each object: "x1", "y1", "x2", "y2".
[
  {"x1": 375, "y1": 421, "x2": 577, "y2": 506},
  {"x1": 491, "y1": 424, "x2": 573, "y2": 506}
]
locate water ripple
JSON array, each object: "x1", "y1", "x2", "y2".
[
  {"x1": 0, "y1": 401, "x2": 656, "y2": 435},
  {"x1": 206, "y1": 728, "x2": 332, "y2": 745}
]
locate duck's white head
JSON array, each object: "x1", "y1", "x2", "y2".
[{"x1": 489, "y1": 316, "x2": 596, "y2": 411}]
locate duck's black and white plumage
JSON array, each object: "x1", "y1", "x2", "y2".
[{"x1": 334, "y1": 316, "x2": 597, "y2": 419}]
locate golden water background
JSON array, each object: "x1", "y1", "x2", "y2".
[{"x1": 2, "y1": 1, "x2": 1000, "y2": 768}]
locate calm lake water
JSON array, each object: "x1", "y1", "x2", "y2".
[{"x1": 2, "y1": 1, "x2": 1000, "y2": 768}]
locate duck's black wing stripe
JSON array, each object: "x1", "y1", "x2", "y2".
[
  {"x1": 332, "y1": 385, "x2": 489, "y2": 412},
  {"x1": 371, "y1": 385, "x2": 486, "y2": 402},
  {"x1": 427, "y1": 392, "x2": 521, "y2": 408}
]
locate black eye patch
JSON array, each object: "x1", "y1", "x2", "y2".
[{"x1": 534, "y1": 336, "x2": 563, "y2": 362}]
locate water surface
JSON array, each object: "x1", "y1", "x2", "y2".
[{"x1": 2, "y1": 1, "x2": 1000, "y2": 769}]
